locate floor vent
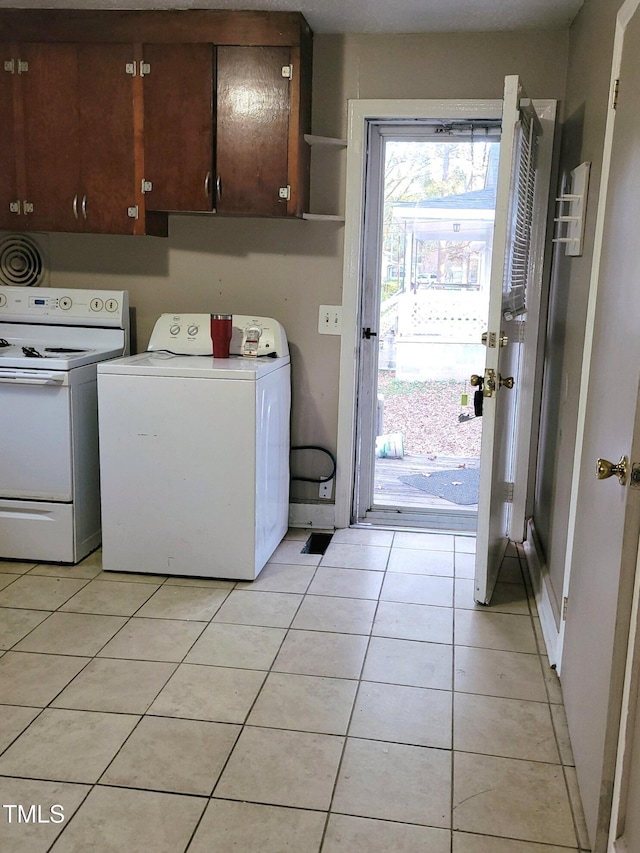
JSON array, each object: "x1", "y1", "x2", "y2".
[{"x1": 301, "y1": 532, "x2": 333, "y2": 555}]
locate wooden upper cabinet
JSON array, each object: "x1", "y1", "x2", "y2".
[
  {"x1": 0, "y1": 45, "x2": 18, "y2": 230},
  {"x1": 143, "y1": 43, "x2": 214, "y2": 213},
  {"x1": 216, "y1": 46, "x2": 292, "y2": 218}
]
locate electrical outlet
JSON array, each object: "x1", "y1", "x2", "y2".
[
  {"x1": 318, "y1": 305, "x2": 342, "y2": 335},
  {"x1": 319, "y1": 480, "x2": 332, "y2": 499}
]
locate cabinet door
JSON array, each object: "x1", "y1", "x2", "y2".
[
  {"x1": 0, "y1": 46, "x2": 18, "y2": 230},
  {"x1": 19, "y1": 43, "x2": 81, "y2": 233},
  {"x1": 216, "y1": 46, "x2": 291, "y2": 217},
  {"x1": 143, "y1": 43, "x2": 214, "y2": 212},
  {"x1": 77, "y1": 43, "x2": 141, "y2": 234}
]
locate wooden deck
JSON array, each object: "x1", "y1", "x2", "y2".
[{"x1": 373, "y1": 453, "x2": 479, "y2": 512}]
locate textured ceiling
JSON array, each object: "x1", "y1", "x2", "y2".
[{"x1": 0, "y1": 0, "x2": 585, "y2": 34}]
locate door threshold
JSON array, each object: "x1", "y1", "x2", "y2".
[{"x1": 360, "y1": 507, "x2": 477, "y2": 533}]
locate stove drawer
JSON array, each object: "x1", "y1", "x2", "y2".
[{"x1": 0, "y1": 500, "x2": 75, "y2": 562}]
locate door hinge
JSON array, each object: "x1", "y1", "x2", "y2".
[
  {"x1": 4, "y1": 59, "x2": 14, "y2": 73},
  {"x1": 127, "y1": 205, "x2": 139, "y2": 219},
  {"x1": 562, "y1": 596, "x2": 569, "y2": 621},
  {"x1": 281, "y1": 64, "x2": 293, "y2": 79},
  {"x1": 278, "y1": 185, "x2": 291, "y2": 201},
  {"x1": 612, "y1": 78, "x2": 620, "y2": 110},
  {"x1": 125, "y1": 62, "x2": 137, "y2": 76},
  {"x1": 141, "y1": 180, "x2": 152, "y2": 194},
  {"x1": 9, "y1": 201, "x2": 20, "y2": 214},
  {"x1": 140, "y1": 62, "x2": 150, "y2": 77},
  {"x1": 23, "y1": 201, "x2": 33, "y2": 214},
  {"x1": 505, "y1": 482, "x2": 514, "y2": 503},
  {"x1": 481, "y1": 331, "x2": 497, "y2": 348},
  {"x1": 17, "y1": 60, "x2": 28, "y2": 74}
]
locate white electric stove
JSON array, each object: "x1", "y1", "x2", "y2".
[{"x1": 0, "y1": 286, "x2": 129, "y2": 563}]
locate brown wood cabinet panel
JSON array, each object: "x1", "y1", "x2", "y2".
[
  {"x1": 143, "y1": 43, "x2": 214, "y2": 212},
  {"x1": 77, "y1": 43, "x2": 142, "y2": 235},
  {"x1": 0, "y1": 45, "x2": 18, "y2": 230},
  {"x1": 216, "y1": 46, "x2": 291, "y2": 217},
  {"x1": 19, "y1": 43, "x2": 81, "y2": 233}
]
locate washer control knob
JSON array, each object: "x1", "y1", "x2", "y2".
[
  {"x1": 90, "y1": 298, "x2": 104, "y2": 312},
  {"x1": 105, "y1": 299, "x2": 118, "y2": 313},
  {"x1": 169, "y1": 324, "x2": 181, "y2": 336},
  {"x1": 187, "y1": 324, "x2": 199, "y2": 337},
  {"x1": 59, "y1": 297, "x2": 72, "y2": 310}
]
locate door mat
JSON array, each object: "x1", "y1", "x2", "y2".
[{"x1": 399, "y1": 468, "x2": 480, "y2": 505}]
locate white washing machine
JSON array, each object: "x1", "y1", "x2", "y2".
[{"x1": 97, "y1": 314, "x2": 290, "y2": 580}]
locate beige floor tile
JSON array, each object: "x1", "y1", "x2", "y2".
[
  {"x1": 51, "y1": 658, "x2": 177, "y2": 714},
  {"x1": 0, "y1": 705, "x2": 41, "y2": 752},
  {"x1": 134, "y1": 585, "x2": 229, "y2": 620},
  {"x1": 189, "y1": 800, "x2": 326, "y2": 853},
  {"x1": 324, "y1": 814, "x2": 451, "y2": 853},
  {"x1": 58, "y1": 580, "x2": 159, "y2": 617},
  {"x1": 0, "y1": 607, "x2": 50, "y2": 649},
  {"x1": 350, "y1": 681, "x2": 452, "y2": 748},
  {"x1": 454, "y1": 608, "x2": 538, "y2": 653},
  {"x1": 455, "y1": 536, "x2": 476, "y2": 554},
  {"x1": 454, "y1": 693, "x2": 560, "y2": 763},
  {"x1": 455, "y1": 578, "x2": 530, "y2": 614},
  {"x1": 380, "y1": 572, "x2": 453, "y2": 607},
  {"x1": 184, "y1": 622, "x2": 286, "y2": 669},
  {"x1": 455, "y1": 646, "x2": 547, "y2": 701},
  {"x1": 212, "y1": 589, "x2": 302, "y2": 628},
  {"x1": 363, "y1": 636, "x2": 453, "y2": 690},
  {"x1": 387, "y1": 547, "x2": 454, "y2": 576},
  {"x1": 393, "y1": 531, "x2": 455, "y2": 551},
  {"x1": 269, "y1": 540, "x2": 322, "y2": 566},
  {"x1": 499, "y1": 555, "x2": 526, "y2": 584},
  {"x1": 564, "y1": 765, "x2": 591, "y2": 850},
  {"x1": 453, "y1": 752, "x2": 577, "y2": 847},
  {"x1": 551, "y1": 702, "x2": 576, "y2": 766},
  {"x1": 292, "y1": 595, "x2": 376, "y2": 634},
  {"x1": 0, "y1": 560, "x2": 37, "y2": 574},
  {"x1": 0, "y1": 574, "x2": 20, "y2": 591},
  {"x1": 332, "y1": 737, "x2": 451, "y2": 826},
  {"x1": 273, "y1": 629, "x2": 369, "y2": 679},
  {"x1": 307, "y1": 566, "x2": 383, "y2": 599},
  {"x1": 0, "y1": 652, "x2": 89, "y2": 706},
  {"x1": 215, "y1": 725, "x2": 343, "y2": 810},
  {"x1": 0, "y1": 575, "x2": 90, "y2": 610},
  {"x1": 28, "y1": 562, "x2": 103, "y2": 580},
  {"x1": 247, "y1": 671, "x2": 358, "y2": 735},
  {"x1": 162, "y1": 575, "x2": 234, "y2": 589},
  {"x1": 14, "y1": 612, "x2": 128, "y2": 657},
  {"x1": 96, "y1": 570, "x2": 168, "y2": 584},
  {"x1": 320, "y1": 543, "x2": 390, "y2": 571},
  {"x1": 0, "y1": 777, "x2": 90, "y2": 853},
  {"x1": 0, "y1": 709, "x2": 138, "y2": 783},
  {"x1": 452, "y1": 832, "x2": 578, "y2": 852},
  {"x1": 332, "y1": 528, "x2": 395, "y2": 546},
  {"x1": 284, "y1": 527, "x2": 315, "y2": 540},
  {"x1": 236, "y1": 562, "x2": 316, "y2": 593},
  {"x1": 49, "y1": 785, "x2": 206, "y2": 853},
  {"x1": 101, "y1": 716, "x2": 240, "y2": 795},
  {"x1": 97, "y1": 617, "x2": 205, "y2": 662},
  {"x1": 148, "y1": 663, "x2": 265, "y2": 723},
  {"x1": 454, "y1": 552, "x2": 475, "y2": 578},
  {"x1": 373, "y1": 600, "x2": 453, "y2": 644}
]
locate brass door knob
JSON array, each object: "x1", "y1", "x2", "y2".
[
  {"x1": 596, "y1": 455, "x2": 628, "y2": 485},
  {"x1": 499, "y1": 375, "x2": 514, "y2": 389},
  {"x1": 470, "y1": 374, "x2": 482, "y2": 386}
]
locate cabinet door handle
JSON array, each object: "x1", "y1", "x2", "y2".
[
  {"x1": 216, "y1": 175, "x2": 222, "y2": 200},
  {"x1": 72, "y1": 194, "x2": 78, "y2": 220},
  {"x1": 81, "y1": 195, "x2": 87, "y2": 220},
  {"x1": 204, "y1": 171, "x2": 212, "y2": 198}
]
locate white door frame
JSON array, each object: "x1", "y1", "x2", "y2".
[
  {"x1": 555, "y1": 0, "x2": 640, "y2": 673},
  {"x1": 335, "y1": 98, "x2": 503, "y2": 529}
]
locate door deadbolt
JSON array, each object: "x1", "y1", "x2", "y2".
[{"x1": 596, "y1": 455, "x2": 628, "y2": 485}]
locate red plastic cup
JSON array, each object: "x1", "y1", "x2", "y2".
[{"x1": 210, "y1": 314, "x2": 232, "y2": 358}]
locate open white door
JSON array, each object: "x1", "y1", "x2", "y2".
[{"x1": 474, "y1": 76, "x2": 552, "y2": 603}]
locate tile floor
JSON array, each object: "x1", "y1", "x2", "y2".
[{"x1": 0, "y1": 528, "x2": 590, "y2": 852}]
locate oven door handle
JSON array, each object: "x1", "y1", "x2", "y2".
[{"x1": 0, "y1": 371, "x2": 67, "y2": 385}]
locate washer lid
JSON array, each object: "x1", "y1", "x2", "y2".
[{"x1": 97, "y1": 351, "x2": 290, "y2": 380}]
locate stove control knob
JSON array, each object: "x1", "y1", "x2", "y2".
[
  {"x1": 90, "y1": 298, "x2": 104, "y2": 312},
  {"x1": 169, "y1": 324, "x2": 181, "y2": 336},
  {"x1": 59, "y1": 297, "x2": 72, "y2": 310},
  {"x1": 0, "y1": 293, "x2": 6, "y2": 307},
  {"x1": 187, "y1": 324, "x2": 199, "y2": 337},
  {"x1": 105, "y1": 299, "x2": 118, "y2": 313}
]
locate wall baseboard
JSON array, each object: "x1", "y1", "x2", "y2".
[
  {"x1": 288, "y1": 502, "x2": 336, "y2": 529},
  {"x1": 524, "y1": 518, "x2": 561, "y2": 667}
]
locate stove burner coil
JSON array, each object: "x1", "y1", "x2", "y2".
[
  {"x1": 0, "y1": 338, "x2": 9, "y2": 348},
  {"x1": 0, "y1": 234, "x2": 47, "y2": 287},
  {"x1": 22, "y1": 346, "x2": 43, "y2": 358}
]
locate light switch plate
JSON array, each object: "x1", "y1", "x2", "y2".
[{"x1": 318, "y1": 305, "x2": 342, "y2": 335}]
